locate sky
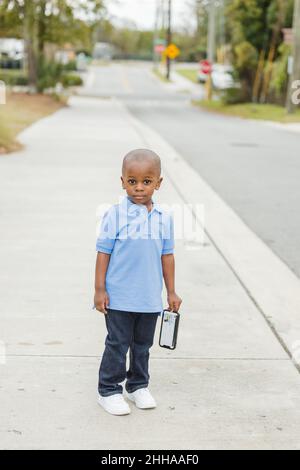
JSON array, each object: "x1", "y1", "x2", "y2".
[{"x1": 106, "y1": 0, "x2": 193, "y2": 31}]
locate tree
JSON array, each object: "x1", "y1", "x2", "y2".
[
  {"x1": 225, "y1": 0, "x2": 294, "y2": 101},
  {"x1": 0, "y1": 0, "x2": 105, "y2": 90}
]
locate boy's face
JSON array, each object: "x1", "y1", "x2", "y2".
[{"x1": 121, "y1": 161, "x2": 163, "y2": 205}]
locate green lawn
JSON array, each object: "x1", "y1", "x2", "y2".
[
  {"x1": 0, "y1": 92, "x2": 67, "y2": 154},
  {"x1": 193, "y1": 100, "x2": 300, "y2": 123},
  {"x1": 176, "y1": 68, "x2": 198, "y2": 83}
]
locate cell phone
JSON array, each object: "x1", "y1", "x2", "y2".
[{"x1": 159, "y1": 309, "x2": 180, "y2": 350}]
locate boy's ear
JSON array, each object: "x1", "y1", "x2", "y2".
[
  {"x1": 155, "y1": 176, "x2": 163, "y2": 189},
  {"x1": 120, "y1": 176, "x2": 125, "y2": 189}
]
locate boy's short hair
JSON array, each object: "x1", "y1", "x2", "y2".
[{"x1": 122, "y1": 148, "x2": 161, "y2": 176}]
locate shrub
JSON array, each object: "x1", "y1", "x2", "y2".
[
  {"x1": 36, "y1": 57, "x2": 63, "y2": 92},
  {"x1": 61, "y1": 60, "x2": 77, "y2": 71},
  {"x1": 0, "y1": 71, "x2": 28, "y2": 86},
  {"x1": 220, "y1": 87, "x2": 248, "y2": 105},
  {"x1": 60, "y1": 73, "x2": 83, "y2": 87},
  {"x1": 233, "y1": 41, "x2": 258, "y2": 101},
  {"x1": 269, "y1": 43, "x2": 291, "y2": 102}
]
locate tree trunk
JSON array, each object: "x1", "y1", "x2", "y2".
[{"x1": 24, "y1": 0, "x2": 37, "y2": 93}]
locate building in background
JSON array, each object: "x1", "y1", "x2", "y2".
[
  {"x1": 92, "y1": 42, "x2": 115, "y2": 60},
  {"x1": 0, "y1": 38, "x2": 24, "y2": 68}
]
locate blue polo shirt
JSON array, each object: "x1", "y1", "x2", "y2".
[{"x1": 96, "y1": 195, "x2": 174, "y2": 313}]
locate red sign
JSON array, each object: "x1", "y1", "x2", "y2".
[
  {"x1": 199, "y1": 59, "x2": 212, "y2": 75},
  {"x1": 154, "y1": 44, "x2": 165, "y2": 54}
]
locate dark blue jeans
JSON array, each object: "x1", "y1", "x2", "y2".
[{"x1": 98, "y1": 308, "x2": 160, "y2": 397}]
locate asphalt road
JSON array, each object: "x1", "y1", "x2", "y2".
[{"x1": 81, "y1": 62, "x2": 300, "y2": 279}]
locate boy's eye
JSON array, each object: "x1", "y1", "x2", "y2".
[{"x1": 127, "y1": 179, "x2": 152, "y2": 185}]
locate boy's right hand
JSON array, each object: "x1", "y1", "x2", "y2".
[{"x1": 94, "y1": 289, "x2": 110, "y2": 315}]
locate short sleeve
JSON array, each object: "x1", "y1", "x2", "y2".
[
  {"x1": 162, "y1": 212, "x2": 174, "y2": 255},
  {"x1": 96, "y1": 206, "x2": 117, "y2": 254}
]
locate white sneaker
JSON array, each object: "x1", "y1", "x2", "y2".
[
  {"x1": 98, "y1": 393, "x2": 131, "y2": 416},
  {"x1": 126, "y1": 388, "x2": 157, "y2": 409}
]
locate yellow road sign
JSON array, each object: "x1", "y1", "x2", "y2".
[{"x1": 164, "y1": 43, "x2": 180, "y2": 60}]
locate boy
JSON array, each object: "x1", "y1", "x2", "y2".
[{"x1": 94, "y1": 148, "x2": 182, "y2": 416}]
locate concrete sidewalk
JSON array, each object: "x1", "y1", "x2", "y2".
[
  {"x1": 155, "y1": 64, "x2": 205, "y2": 99},
  {"x1": 1, "y1": 95, "x2": 300, "y2": 449}
]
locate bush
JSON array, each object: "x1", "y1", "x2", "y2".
[
  {"x1": 60, "y1": 73, "x2": 83, "y2": 87},
  {"x1": 233, "y1": 41, "x2": 258, "y2": 101},
  {"x1": 61, "y1": 60, "x2": 77, "y2": 71},
  {"x1": 270, "y1": 43, "x2": 291, "y2": 102},
  {"x1": 220, "y1": 87, "x2": 248, "y2": 105},
  {"x1": 37, "y1": 57, "x2": 63, "y2": 92},
  {"x1": 0, "y1": 71, "x2": 28, "y2": 86},
  {"x1": 1, "y1": 58, "x2": 83, "y2": 91},
  {"x1": 235, "y1": 41, "x2": 258, "y2": 72}
]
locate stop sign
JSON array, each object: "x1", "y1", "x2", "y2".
[
  {"x1": 200, "y1": 59, "x2": 212, "y2": 75},
  {"x1": 154, "y1": 44, "x2": 165, "y2": 54}
]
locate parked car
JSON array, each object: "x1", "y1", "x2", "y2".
[
  {"x1": 92, "y1": 42, "x2": 115, "y2": 60},
  {"x1": 197, "y1": 63, "x2": 237, "y2": 90}
]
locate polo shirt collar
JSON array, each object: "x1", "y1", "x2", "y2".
[{"x1": 123, "y1": 195, "x2": 163, "y2": 214}]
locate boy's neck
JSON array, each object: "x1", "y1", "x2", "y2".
[{"x1": 127, "y1": 195, "x2": 153, "y2": 212}]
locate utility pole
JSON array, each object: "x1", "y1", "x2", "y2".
[
  {"x1": 219, "y1": 0, "x2": 225, "y2": 64},
  {"x1": 286, "y1": 0, "x2": 300, "y2": 113},
  {"x1": 166, "y1": 0, "x2": 172, "y2": 80},
  {"x1": 206, "y1": 0, "x2": 216, "y2": 100},
  {"x1": 207, "y1": 0, "x2": 216, "y2": 64},
  {"x1": 153, "y1": 0, "x2": 160, "y2": 69},
  {"x1": 161, "y1": 0, "x2": 166, "y2": 31}
]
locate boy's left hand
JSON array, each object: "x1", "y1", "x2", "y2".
[{"x1": 167, "y1": 292, "x2": 182, "y2": 313}]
